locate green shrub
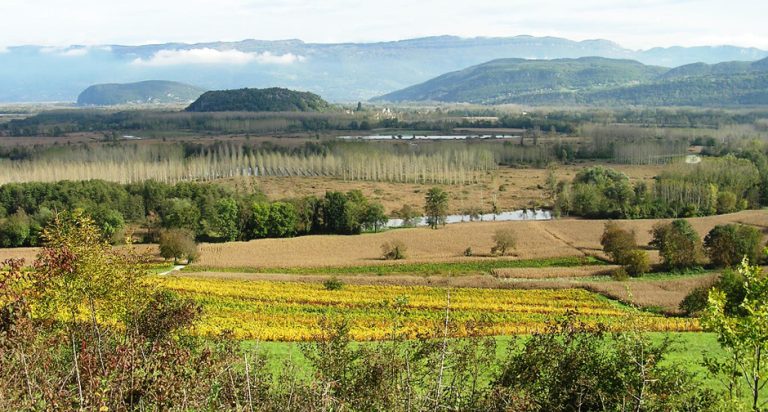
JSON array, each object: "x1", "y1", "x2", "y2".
[
  {"x1": 650, "y1": 219, "x2": 703, "y2": 270},
  {"x1": 323, "y1": 277, "x2": 344, "y2": 291},
  {"x1": 623, "y1": 249, "x2": 650, "y2": 277},
  {"x1": 600, "y1": 221, "x2": 636, "y2": 263},
  {"x1": 611, "y1": 267, "x2": 629, "y2": 281},
  {"x1": 704, "y1": 224, "x2": 762, "y2": 268}
]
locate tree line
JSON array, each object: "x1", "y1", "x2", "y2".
[
  {"x1": 553, "y1": 155, "x2": 766, "y2": 219},
  {"x1": 0, "y1": 180, "x2": 389, "y2": 247}
]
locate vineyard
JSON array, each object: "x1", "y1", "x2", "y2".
[{"x1": 160, "y1": 275, "x2": 700, "y2": 341}]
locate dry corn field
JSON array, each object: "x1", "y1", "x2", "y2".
[
  {"x1": 160, "y1": 275, "x2": 700, "y2": 341},
  {"x1": 193, "y1": 210, "x2": 768, "y2": 269},
  {"x1": 239, "y1": 163, "x2": 666, "y2": 214}
]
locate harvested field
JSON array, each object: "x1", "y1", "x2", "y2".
[
  {"x1": 239, "y1": 163, "x2": 665, "y2": 215},
  {"x1": 491, "y1": 265, "x2": 618, "y2": 279},
  {"x1": 0, "y1": 244, "x2": 160, "y2": 266},
  {"x1": 192, "y1": 210, "x2": 767, "y2": 270},
  {"x1": 512, "y1": 274, "x2": 719, "y2": 314}
]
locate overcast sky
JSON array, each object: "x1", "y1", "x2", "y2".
[{"x1": 1, "y1": 0, "x2": 766, "y2": 50}]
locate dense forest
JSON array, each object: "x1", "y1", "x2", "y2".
[
  {"x1": 0, "y1": 179, "x2": 391, "y2": 247},
  {"x1": 555, "y1": 153, "x2": 768, "y2": 219}
]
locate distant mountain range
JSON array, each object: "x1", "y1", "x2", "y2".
[
  {"x1": 374, "y1": 56, "x2": 768, "y2": 106},
  {"x1": 77, "y1": 81, "x2": 205, "y2": 106},
  {"x1": 1, "y1": 35, "x2": 767, "y2": 103}
]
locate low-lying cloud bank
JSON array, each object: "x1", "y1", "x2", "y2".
[{"x1": 131, "y1": 48, "x2": 306, "y2": 66}]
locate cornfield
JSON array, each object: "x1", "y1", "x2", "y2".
[{"x1": 161, "y1": 276, "x2": 700, "y2": 341}]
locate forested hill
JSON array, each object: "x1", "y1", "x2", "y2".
[
  {"x1": 185, "y1": 88, "x2": 331, "y2": 112},
  {"x1": 374, "y1": 56, "x2": 768, "y2": 106},
  {"x1": 77, "y1": 81, "x2": 205, "y2": 106}
]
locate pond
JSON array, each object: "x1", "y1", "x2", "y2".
[
  {"x1": 386, "y1": 209, "x2": 552, "y2": 228},
  {"x1": 337, "y1": 134, "x2": 519, "y2": 140}
]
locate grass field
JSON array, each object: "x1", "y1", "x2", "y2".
[{"x1": 159, "y1": 275, "x2": 699, "y2": 341}]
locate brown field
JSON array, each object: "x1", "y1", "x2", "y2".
[
  {"x1": 192, "y1": 210, "x2": 767, "y2": 269},
  {"x1": 0, "y1": 244, "x2": 160, "y2": 264},
  {"x1": 1, "y1": 210, "x2": 762, "y2": 270},
  {"x1": 243, "y1": 163, "x2": 666, "y2": 215}
]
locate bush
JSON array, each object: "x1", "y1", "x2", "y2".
[
  {"x1": 679, "y1": 286, "x2": 710, "y2": 316},
  {"x1": 600, "y1": 221, "x2": 636, "y2": 263},
  {"x1": 716, "y1": 191, "x2": 738, "y2": 214},
  {"x1": 491, "y1": 229, "x2": 516, "y2": 256},
  {"x1": 159, "y1": 229, "x2": 198, "y2": 264},
  {"x1": 681, "y1": 269, "x2": 746, "y2": 316},
  {"x1": 611, "y1": 267, "x2": 630, "y2": 281},
  {"x1": 381, "y1": 240, "x2": 407, "y2": 260},
  {"x1": 323, "y1": 277, "x2": 344, "y2": 291},
  {"x1": 623, "y1": 249, "x2": 650, "y2": 277},
  {"x1": 704, "y1": 224, "x2": 762, "y2": 268},
  {"x1": 650, "y1": 219, "x2": 703, "y2": 270},
  {"x1": 463, "y1": 247, "x2": 474, "y2": 257}
]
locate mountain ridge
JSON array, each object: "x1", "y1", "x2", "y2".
[
  {"x1": 1, "y1": 35, "x2": 767, "y2": 103},
  {"x1": 373, "y1": 56, "x2": 768, "y2": 106},
  {"x1": 77, "y1": 80, "x2": 205, "y2": 106}
]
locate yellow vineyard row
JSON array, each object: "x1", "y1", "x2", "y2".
[{"x1": 159, "y1": 276, "x2": 700, "y2": 341}]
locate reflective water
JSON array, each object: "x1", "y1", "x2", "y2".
[
  {"x1": 337, "y1": 134, "x2": 519, "y2": 140},
  {"x1": 386, "y1": 209, "x2": 552, "y2": 228}
]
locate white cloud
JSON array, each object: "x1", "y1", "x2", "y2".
[
  {"x1": 59, "y1": 48, "x2": 89, "y2": 57},
  {"x1": 0, "y1": 46, "x2": 8, "y2": 54},
  {"x1": 39, "y1": 46, "x2": 89, "y2": 56},
  {"x1": 131, "y1": 48, "x2": 306, "y2": 66}
]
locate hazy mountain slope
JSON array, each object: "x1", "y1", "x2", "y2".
[
  {"x1": 374, "y1": 57, "x2": 668, "y2": 103},
  {"x1": 77, "y1": 80, "x2": 205, "y2": 106},
  {"x1": 0, "y1": 35, "x2": 766, "y2": 103},
  {"x1": 375, "y1": 57, "x2": 768, "y2": 106},
  {"x1": 185, "y1": 87, "x2": 330, "y2": 112}
]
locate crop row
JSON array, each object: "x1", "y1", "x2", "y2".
[{"x1": 160, "y1": 276, "x2": 700, "y2": 341}]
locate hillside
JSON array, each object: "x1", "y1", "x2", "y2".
[
  {"x1": 374, "y1": 57, "x2": 667, "y2": 104},
  {"x1": 77, "y1": 80, "x2": 205, "y2": 106},
  {"x1": 185, "y1": 87, "x2": 331, "y2": 112},
  {"x1": 375, "y1": 56, "x2": 768, "y2": 106}
]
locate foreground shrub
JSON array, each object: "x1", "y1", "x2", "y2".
[
  {"x1": 493, "y1": 315, "x2": 717, "y2": 411},
  {"x1": 381, "y1": 240, "x2": 407, "y2": 260}
]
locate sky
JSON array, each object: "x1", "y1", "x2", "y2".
[{"x1": 1, "y1": 0, "x2": 767, "y2": 50}]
